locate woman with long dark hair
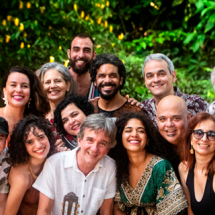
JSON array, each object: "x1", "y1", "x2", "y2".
[
  {"x1": 179, "y1": 112, "x2": 215, "y2": 215},
  {"x1": 4, "y1": 116, "x2": 55, "y2": 215},
  {"x1": 113, "y1": 112, "x2": 187, "y2": 215},
  {"x1": 0, "y1": 66, "x2": 50, "y2": 136}
]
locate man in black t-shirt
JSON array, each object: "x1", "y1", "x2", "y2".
[{"x1": 90, "y1": 54, "x2": 141, "y2": 118}]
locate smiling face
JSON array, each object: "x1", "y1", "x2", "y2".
[
  {"x1": 122, "y1": 118, "x2": 148, "y2": 153},
  {"x1": 157, "y1": 99, "x2": 189, "y2": 145},
  {"x1": 3, "y1": 72, "x2": 30, "y2": 108},
  {"x1": 144, "y1": 60, "x2": 176, "y2": 99},
  {"x1": 43, "y1": 69, "x2": 70, "y2": 104},
  {"x1": 67, "y1": 37, "x2": 96, "y2": 75},
  {"x1": 61, "y1": 103, "x2": 86, "y2": 136},
  {"x1": 95, "y1": 64, "x2": 122, "y2": 100},
  {"x1": 77, "y1": 128, "x2": 110, "y2": 169},
  {"x1": 25, "y1": 127, "x2": 50, "y2": 161},
  {"x1": 191, "y1": 119, "x2": 215, "y2": 156}
]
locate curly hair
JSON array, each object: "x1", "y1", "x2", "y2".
[
  {"x1": 8, "y1": 115, "x2": 55, "y2": 166},
  {"x1": 112, "y1": 111, "x2": 176, "y2": 187},
  {"x1": 54, "y1": 94, "x2": 94, "y2": 135},
  {"x1": 181, "y1": 112, "x2": 215, "y2": 177},
  {"x1": 1, "y1": 66, "x2": 50, "y2": 117},
  {"x1": 89, "y1": 53, "x2": 126, "y2": 89}
]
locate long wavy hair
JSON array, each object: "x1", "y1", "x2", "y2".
[
  {"x1": 8, "y1": 115, "x2": 55, "y2": 166},
  {"x1": 1, "y1": 66, "x2": 50, "y2": 117},
  {"x1": 181, "y1": 112, "x2": 215, "y2": 177},
  {"x1": 113, "y1": 111, "x2": 175, "y2": 187}
]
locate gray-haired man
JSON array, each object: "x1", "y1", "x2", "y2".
[
  {"x1": 141, "y1": 53, "x2": 208, "y2": 128},
  {"x1": 33, "y1": 114, "x2": 117, "y2": 215}
]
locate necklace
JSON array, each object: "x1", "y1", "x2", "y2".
[{"x1": 28, "y1": 162, "x2": 38, "y2": 180}]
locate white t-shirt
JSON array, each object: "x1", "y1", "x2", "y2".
[
  {"x1": 33, "y1": 147, "x2": 116, "y2": 215},
  {"x1": 0, "y1": 148, "x2": 10, "y2": 193}
]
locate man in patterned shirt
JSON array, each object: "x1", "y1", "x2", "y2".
[{"x1": 141, "y1": 53, "x2": 208, "y2": 128}]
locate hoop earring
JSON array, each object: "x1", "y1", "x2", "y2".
[
  {"x1": 190, "y1": 145, "x2": 194, "y2": 154},
  {"x1": 28, "y1": 98, "x2": 31, "y2": 108},
  {"x1": 3, "y1": 95, "x2": 8, "y2": 107}
]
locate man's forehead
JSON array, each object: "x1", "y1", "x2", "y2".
[
  {"x1": 71, "y1": 37, "x2": 93, "y2": 49},
  {"x1": 84, "y1": 128, "x2": 109, "y2": 140},
  {"x1": 145, "y1": 60, "x2": 169, "y2": 73},
  {"x1": 157, "y1": 106, "x2": 186, "y2": 118}
]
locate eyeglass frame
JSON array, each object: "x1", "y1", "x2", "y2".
[{"x1": 192, "y1": 129, "x2": 215, "y2": 141}]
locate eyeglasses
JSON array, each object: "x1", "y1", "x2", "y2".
[{"x1": 192, "y1": 129, "x2": 215, "y2": 141}]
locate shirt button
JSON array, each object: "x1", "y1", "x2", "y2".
[
  {"x1": 85, "y1": 180, "x2": 86, "y2": 182},
  {"x1": 81, "y1": 210, "x2": 83, "y2": 213},
  {"x1": 83, "y1": 195, "x2": 85, "y2": 198}
]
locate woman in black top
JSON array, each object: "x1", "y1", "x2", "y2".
[
  {"x1": 179, "y1": 112, "x2": 215, "y2": 215},
  {"x1": 54, "y1": 94, "x2": 94, "y2": 150}
]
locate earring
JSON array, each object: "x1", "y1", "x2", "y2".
[
  {"x1": 190, "y1": 145, "x2": 194, "y2": 154},
  {"x1": 3, "y1": 95, "x2": 8, "y2": 107},
  {"x1": 28, "y1": 98, "x2": 31, "y2": 108}
]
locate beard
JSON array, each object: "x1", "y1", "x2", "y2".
[
  {"x1": 69, "y1": 57, "x2": 93, "y2": 75},
  {"x1": 97, "y1": 82, "x2": 120, "y2": 100}
]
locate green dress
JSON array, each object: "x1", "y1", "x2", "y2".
[{"x1": 114, "y1": 156, "x2": 188, "y2": 215}]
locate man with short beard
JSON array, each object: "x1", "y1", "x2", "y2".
[
  {"x1": 90, "y1": 54, "x2": 141, "y2": 119},
  {"x1": 67, "y1": 33, "x2": 99, "y2": 99}
]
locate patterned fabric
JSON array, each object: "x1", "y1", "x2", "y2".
[
  {"x1": 207, "y1": 101, "x2": 215, "y2": 115},
  {"x1": 114, "y1": 156, "x2": 188, "y2": 215},
  {"x1": 141, "y1": 87, "x2": 209, "y2": 128},
  {"x1": 0, "y1": 148, "x2": 11, "y2": 193}
]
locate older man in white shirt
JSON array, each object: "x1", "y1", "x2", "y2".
[{"x1": 33, "y1": 114, "x2": 117, "y2": 215}]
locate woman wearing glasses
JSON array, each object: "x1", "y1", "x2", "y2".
[{"x1": 179, "y1": 112, "x2": 215, "y2": 215}]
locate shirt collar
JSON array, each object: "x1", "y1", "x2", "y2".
[{"x1": 64, "y1": 147, "x2": 104, "y2": 172}]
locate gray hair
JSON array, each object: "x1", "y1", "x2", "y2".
[
  {"x1": 142, "y1": 53, "x2": 175, "y2": 77},
  {"x1": 36, "y1": 62, "x2": 76, "y2": 95},
  {"x1": 211, "y1": 67, "x2": 215, "y2": 90},
  {"x1": 77, "y1": 114, "x2": 117, "y2": 148}
]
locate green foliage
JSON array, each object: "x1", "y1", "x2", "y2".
[{"x1": 0, "y1": 0, "x2": 215, "y2": 104}]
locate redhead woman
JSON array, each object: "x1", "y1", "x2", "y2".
[
  {"x1": 113, "y1": 112, "x2": 187, "y2": 215},
  {"x1": 36, "y1": 62, "x2": 76, "y2": 122},
  {"x1": 54, "y1": 94, "x2": 94, "y2": 149},
  {"x1": 4, "y1": 115, "x2": 55, "y2": 215},
  {"x1": 0, "y1": 66, "x2": 50, "y2": 136},
  {"x1": 179, "y1": 113, "x2": 215, "y2": 215}
]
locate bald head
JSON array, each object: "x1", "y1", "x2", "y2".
[{"x1": 156, "y1": 95, "x2": 191, "y2": 145}]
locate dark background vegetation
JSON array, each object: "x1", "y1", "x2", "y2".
[{"x1": 0, "y1": 0, "x2": 215, "y2": 105}]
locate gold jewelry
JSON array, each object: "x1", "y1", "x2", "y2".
[
  {"x1": 190, "y1": 145, "x2": 194, "y2": 154},
  {"x1": 28, "y1": 162, "x2": 38, "y2": 180}
]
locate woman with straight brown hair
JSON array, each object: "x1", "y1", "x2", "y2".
[{"x1": 179, "y1": 112, "x2": 215, "y2": 215}]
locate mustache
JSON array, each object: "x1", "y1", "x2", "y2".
[{"x1": 99, "y1": 83, "x2": 116, "y2": 87}]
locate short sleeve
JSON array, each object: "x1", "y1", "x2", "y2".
[
  {"x1": 154, "y1": 160, "x2": 188, "y2": 215},
  {"x1": 33, "y1": 159, "x2": 55, "y2": 199},
  {"x1": 104, "y1": 163, "x2": 116, "y2": 199},
  {"x1": 0, "y1": 148, "x2": 11, "y2": 194},
  {"x1": 114, "y1": 189, "x2": 126, "y2": 212}
]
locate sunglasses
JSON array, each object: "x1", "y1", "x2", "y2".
[{"x1": 192, "y1": 129, "x2": 215, "y2": 141}]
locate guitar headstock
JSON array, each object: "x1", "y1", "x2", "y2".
[{"x1": 61, "y1": 192, "x2": 79, "y2": 215}]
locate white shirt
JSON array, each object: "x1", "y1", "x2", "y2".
[{"x1": 33, "y1": 147, "x2": 116, "y2": 215}]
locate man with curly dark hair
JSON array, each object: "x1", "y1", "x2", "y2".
[{"x1": 90, "y1": 53, "x2": 142, "y2": 119}]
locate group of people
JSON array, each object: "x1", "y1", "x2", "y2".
[{"x1": 0, "y1": 32, "x2": 214, "y2": 215}]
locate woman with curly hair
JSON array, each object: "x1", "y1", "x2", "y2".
[
  {"x1": 54, "y1": 94, "x2": 94, "y2": 149},
  {"x1": 113, "y1": 112, "x2": 188, "y2": 215},
  {"x1": 4, "y1": 115, "x2": 55, "y2": 215},
  {"x1": 179, "y1": 113, "x2": 215, "y2": 215},
  {"x1": 0, "y1": 66, "x2": 50, "y2": 137}
]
